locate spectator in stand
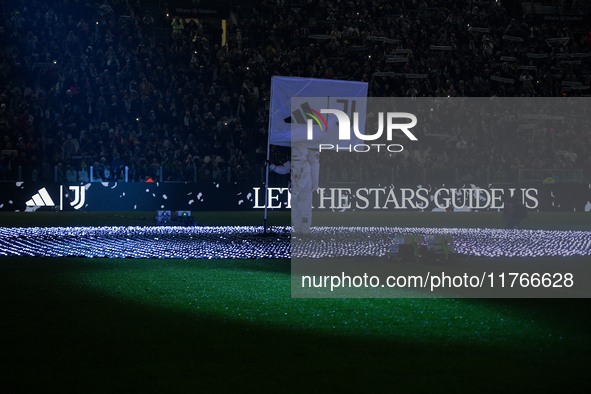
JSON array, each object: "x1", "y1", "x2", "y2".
[
  {"x1": 565, "y1": 149, "x2": 578, "y2": 169},
  {"x1": 66, "y1": 165, "x2": 77, "y2": 183},
  {"x1": 171, "y1": 16, "x2": 184, "y2": 39},
  {"x1": 582, "y1": 156, "x2": 591, "y2": 183}
]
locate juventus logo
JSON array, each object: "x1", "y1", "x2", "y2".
[
  {"x1": 59, "y1": 185, "x2": 86, "y2": 210},
  {"x1": 68, "y1": 185, "x2": 86, "y2": 210}
]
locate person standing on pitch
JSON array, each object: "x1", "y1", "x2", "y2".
[
  {"x1": 270, "y1": 145, "x2": 315, "y2": 234},
  {"x1": 302, "y1": 148, "x2": 320, "y2": 230}
]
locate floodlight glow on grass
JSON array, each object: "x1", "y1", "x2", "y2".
[
  {"x1": 67, "y1": 258, "x2": 578, "y2": 347},
  {"x1": 0, "y1": 226, "x2": 590, "y2": 259}
]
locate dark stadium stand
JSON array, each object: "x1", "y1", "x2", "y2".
[{"x1": 1, "y1": 0, "x2": 589, "y2": 185}]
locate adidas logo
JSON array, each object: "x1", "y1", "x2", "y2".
[{"x1": 26, "y1": 187, "x2": 55, "y2": 207}]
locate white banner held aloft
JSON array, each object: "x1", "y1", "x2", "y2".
[
  {"x1": 491, "y1": 76, "x2": 515, "y2": 84},
  {"x1": 372, "y1": 72, "x2": 404, "y2": 77},
  {"x1": 546, "y1": 37, "x2": 570, "y2": 44},
  {"x1": 526, "y1": 53, "x2": 549, "y2": 58},
  {"x1": 502, "y1": 35, "x2": 523, "y2": 42},
  {"x1": 268, "y1": 77, "x2": 368, "y2": 148},
  {"x1": 468, "y1": 27, "x2": 490, "y2": 33},
  {"x1": 391, "y1": 49, "x2": 412, "y2": 54},
  {"x1": 430, "y1": 45, "x2": 453, "y2": 50},
  {"x1": 521, "y1": 114, "x2": 564, "y2": 120},
  {"x1": 561, "y1": 81, "x2": 582, "y2": 86},
  {"x1": 386, "y1": 57, "x2": 409, "y2": 63}
]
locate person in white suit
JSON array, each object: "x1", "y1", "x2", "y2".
[{"x1": 270, "y1": 146, "x2": 319, "y2": 234}]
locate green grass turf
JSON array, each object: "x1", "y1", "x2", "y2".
[
  {"x1": 0, "y1": 257, "x2": 589, "y2": 393},
  {"x1": 0, "y1": 211, "x2": 589, "y2": 391}
]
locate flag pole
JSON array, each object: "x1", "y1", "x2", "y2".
[
  {"x1": 263, "y1": 77, "x2": 275, "y2": 234},
  {"x1": 263, "y1": 135, "x2": 270, "y2": 233}
]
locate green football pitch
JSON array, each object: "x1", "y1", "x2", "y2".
[{"x1": 0, "y1": 211, "x2": 589, "y2": 392}]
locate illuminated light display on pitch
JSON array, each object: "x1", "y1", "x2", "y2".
[
  {"x1": 292, "y1": 227, "x2": 591, "y2": 258},
  {"x1": 0, "y1": 226, "x2": 290, "y2": 259},
  {"x1": 0, "y1": 226, "x2": 590, "y2": 259}
]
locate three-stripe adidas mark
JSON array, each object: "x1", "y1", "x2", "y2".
[
  {"x1": 284, "y1": 101, "x2": 313, "y2": 124},
  {"x1": 25, "y1": 187, "x2": 55, "y2": 207}
]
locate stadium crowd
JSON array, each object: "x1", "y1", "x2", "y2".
[{"x1": 1, "y1": 0, "x2": 590, "y2": 186}]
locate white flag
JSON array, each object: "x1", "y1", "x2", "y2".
[{"x1": 268, "y1": 77, "x2": 368, "y2": 148}]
